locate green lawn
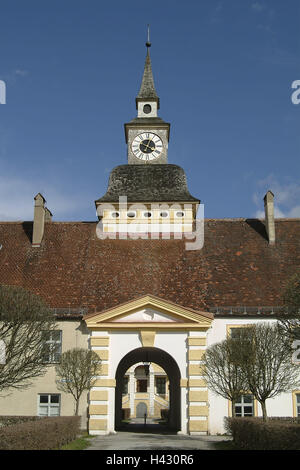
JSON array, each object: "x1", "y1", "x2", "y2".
[
  {"x1": 60, "y1": 432, "x2": 96, "y2": 450},
  {"x1": 212, "y1": 439, "x2": 236, "y2": 450}
]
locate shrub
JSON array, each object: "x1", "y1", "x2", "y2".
[
  {"x1": 0, "y1": 416, "x2": 81, "y2": 450},
  {"x1": 225, "y1": 417, "x2": 300, "y2": 450}
]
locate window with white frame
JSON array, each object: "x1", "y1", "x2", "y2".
[
  {"x1": 42, "y1": 330, "x2": 62, "y2": 363},
  {"x1": 235, "y1": 394, "x2": 254, "y2": 417},
  {"x1": 38, "y1": 394, "x2": 60, "y2": 416}
]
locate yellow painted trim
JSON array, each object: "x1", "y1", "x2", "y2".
[
  {"x1": 98, "y1": 364, "x2": 108, "y2": 376},
  {"x1": 88, "y1": 324, "x2": 211, "y2": 330},
  {"x1": 135, "y1": 393, "x2": 149, "y2": 400},
  {"x1": 93, "y1": 379, "x2": 116, "y2": 387},
  {"x1": 189, "y1": 390, "x2": 208, "y2": 402},
  {"x1": 89, "y1": 405, "x2": 108, "y2": 415},
  {"x1": 292, "y1": 390, "x2": 300, "y2": 418},
  {"x1": 188, "y1": 350, "x2": 204, "y2": 361},
  {"x1": 180, "y1": 379, "x2": 188, "y2": 387},
  {"x1": 140, "y1": 330, "x2": 156, "y2": 347},
  {"x1": 84, "y1": 295, "x2": 213, "y2": 326},
  {"x1": 188, "y1": 364, "x2": 206, "y2": 376},
  {"x1": 189, "y1": 406, "x2": 209, "y2": 417},
  {"x1": 152, "y1": 363, "x2": 165, "y2": 373},
  {"x1": 189, "y1": 419, "x2": 208, "y2": 432},
  {"x1": 90, "y1": 337, "x2": 109, "y2": 346},
  {"x1": 188, "y1": 379, "x2": 207, "y2": 387},
  {"x1": 188, "y1": 337, "x2": 206, "y2": 346},
  {"x1": 90, "y1": 390, "x2": 108, "y2": 401},
  {"x1": 94, "y1": 350, "x2": 109, "y2": 361},
  {"x1": 89, "y1": 419, "x2": 107, "y2": 431}
]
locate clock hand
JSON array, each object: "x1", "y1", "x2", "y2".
[
  {"x1": 144, "y1": 140, "x2": 155, "y2": 151},
  {"x1": 140, "y1": 141, "x2": 155, "y2": 152}
]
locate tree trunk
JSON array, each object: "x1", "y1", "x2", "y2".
[
  {"x1": 75, "y1": 398, "x2": 80, "y2": 416},
  {"x1": 260, "y1": 400, "x2": 268, "y2": 421},
  {"x1": 231, "y1": 399, "x2": 236, "y2": 418}
]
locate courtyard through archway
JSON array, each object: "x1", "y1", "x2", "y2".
[{"x1": 115, "y1": 347, "x2": 181, "y2": 433}]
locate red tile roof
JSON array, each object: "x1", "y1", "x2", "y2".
[{"x1": 0, "y1": 218, "x2": 299, "y2": 316}]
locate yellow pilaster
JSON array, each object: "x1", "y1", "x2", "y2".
[
  {"x1": 88, "y1": 334, "x2": 110, "y2": 434},
  {"x1": 187, "y1": 335, "x2": 209, "y2": 434}
]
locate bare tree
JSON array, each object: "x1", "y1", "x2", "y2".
[
  {"x1": 237, "y1": 323, "x2": 300, "y2": 421},
  {"x1": 55, "y1": 348, "x2": 101, "y2": 416},
  {"x1": 203, "y1": 338, "x2": 248, "y2": 417},
  {"x1": 0, "y1": 285, "x2": 57, "y2": 392},
  {"x1": 279, "y1": 270, "x2": 300, "y2": 344}
]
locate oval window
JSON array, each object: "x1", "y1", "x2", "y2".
[
  {"x1": 175, "y1": 211, "x2": 185, "y2": 218},
  {"x1": 127, "y1": 211, "x2": 136, "y2": 218},
  {"x1": 143, "y1": 212, "x2": 152, "y2": 218},
  {"x1": 111, "y1": 212, "x2": 120, "y2": 218},
  {"x1": 160, "y1": 211, "x2": 169, "y2": 218}
]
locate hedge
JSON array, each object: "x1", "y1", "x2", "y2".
[
  {"x1": 0, "y1": 416, "x2": 40, "y2": 427},
  {"x1": 225, "y1": 417, "x2": 300, "y2": 450},
  {"x1": 0, "y1": 416, "x2": 81, "y2": 450}
]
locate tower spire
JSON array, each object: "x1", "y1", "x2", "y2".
[{"x1": 136, "y1": 26, "x2": 160, "y2": 110}]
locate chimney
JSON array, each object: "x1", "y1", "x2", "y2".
[
  {"x1": 264, "y1": 190, "x2": 275, "y2": 246},
  {"x1": 44, "y1": 207, "x2": 53, "y2": 222},
  {"x1": 32, "y1": 193, "x2": 46, "y2": 247}
]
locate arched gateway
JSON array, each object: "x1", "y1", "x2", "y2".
[
  {"x1": 115, "y1": 347, "x2": 181, "y2": 430},
  {"x1": 84, "y1": 295, "x2": 213, "y2": 435}
]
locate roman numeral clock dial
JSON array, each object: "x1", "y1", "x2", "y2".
[{"x1": 131, "y1": 133, "x2": 163, "y2": 161}]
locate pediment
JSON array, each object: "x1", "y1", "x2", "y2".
[
  {"x1": 84, "y1": 295, "x2": 213, "y2": 329},
  {"x1": 111, "y1": 307, "x2": 185, "y2": 323}
]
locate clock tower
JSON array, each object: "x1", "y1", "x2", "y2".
[
  {"x1": 95, "y1": 35, "x2": 199, "y2": 236},
  {"x1": 125, "y1": 40, "x2": 170, "y2": 165}
]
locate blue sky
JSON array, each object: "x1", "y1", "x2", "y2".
[{"x1": 0, "y1": 0, "x2": 299, "y2": 221}]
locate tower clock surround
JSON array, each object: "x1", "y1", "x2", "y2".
[{"x1": 131, "y1": 132, "x2": 163, "y2": 162}]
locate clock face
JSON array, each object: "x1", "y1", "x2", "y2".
[{"x1": 131, "y1": 132, "x2": 163, "y2": 161}]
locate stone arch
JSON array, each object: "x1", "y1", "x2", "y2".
[{"x1": 115, "y1": 346, "x2": 181, "y2": 431}]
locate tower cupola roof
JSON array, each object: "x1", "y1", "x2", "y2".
[{"x1": 136, "y1": 42, "x2": 160, "y2": 109}]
